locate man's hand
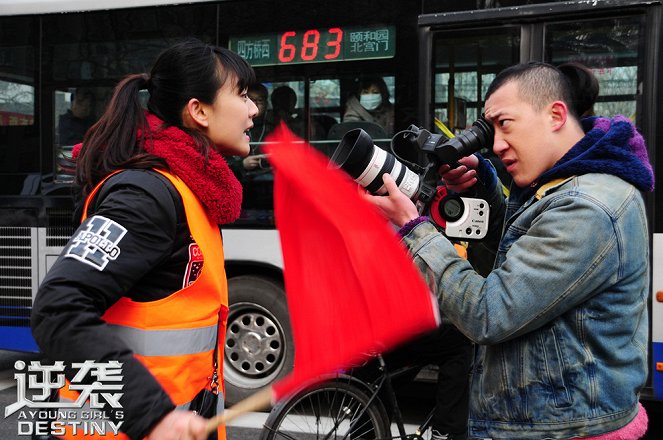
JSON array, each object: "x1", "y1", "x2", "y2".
[
  {"x1": 362, "y1": 174, "x2": 419, "y2": 228},
  {"x1": 147, "y1": 410, "x2": 208, "y2": 440},
  {"x1": 243, "y1": 154, "x2": 267, "y2": 170},
  {"x1": 438, "y1": 155, "x2": 480, "y2": 193}
]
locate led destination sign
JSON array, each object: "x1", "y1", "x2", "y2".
[{"x1": 230, "y1": 26, "x2": 395, "y2": 66}]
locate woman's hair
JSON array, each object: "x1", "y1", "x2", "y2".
[
  {"x1": 76, "y1": 38, "x2": 255, "y2": 196},
  {"x1": 358, "y1": 77, "x2": 391, "y2": 104},
  {"x1": 557, "y1": 62, "x2": 600, "y2": 118}
]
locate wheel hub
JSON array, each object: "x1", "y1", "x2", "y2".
[{"x1": 225, "y1": 307, "x2": 284, "y2": 378}]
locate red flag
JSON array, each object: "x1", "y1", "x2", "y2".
[{"x1": 264, "y1": 124, "x2": 440, "y2": 401}]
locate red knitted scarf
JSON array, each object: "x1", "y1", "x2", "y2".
[
  {"x1": 141, "y1": 113, "x2": 242, "y2": 224},
  {"x1": 73, "y1": 112, "x2": 243, "y2": 224}
]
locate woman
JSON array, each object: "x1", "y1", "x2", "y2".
[
  {"x1": 343, "y1": 77, "x2": 394, "y2": 135},
  {"x1": 558, "y1": 61, "x2": 600, "y2": 118},
  {"x1": 31, "y1": 38, "x2": 258, "y2": 440}
]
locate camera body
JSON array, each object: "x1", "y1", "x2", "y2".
[
  {"x1": 430, "y1": 186, "x2": 489, "y2": 239},
  {"x1": 330, "y1": 117, "x2": 494, "y2": 239}
]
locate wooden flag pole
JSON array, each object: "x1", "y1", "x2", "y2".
[{"x1": 204, "y1": 386, "x2": 273, "y2": 435}]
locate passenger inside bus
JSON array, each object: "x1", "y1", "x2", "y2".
[
  {"x1": 226, "y1": 83, "x2": 271, "y2": 179},
  {"x1": 269, "y1": 85, "x2": 305, "y2": 138},
  {"x1": 231, "y1": 82, "x2": 273, "y2": 174},
  {"x1": 248, "y1": 82, "x2": 272, "y2": 143},
  {"x1": 343, "y1": 76, "x2": 394, "y2": 135},
  {"x1": 57, "y1": 88, "x2": 94, "y2": 146}
]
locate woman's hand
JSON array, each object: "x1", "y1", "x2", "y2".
[
  {"x1": 362, "y1": 173, "x2": 419, "y2": 228},
  {"x1": 147, "y1": 410, "x2": 208, "y2": 440}
]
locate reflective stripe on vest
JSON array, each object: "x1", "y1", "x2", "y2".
[{"x1": 58, "y1": 169, "x2": 228, "y2": 440}]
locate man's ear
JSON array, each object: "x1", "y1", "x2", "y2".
[
  {"x1": 549, "y1": 100, "x2": 568, "y2": 132},
  {"x1": 182, "y1": 98, "x2": 209, "y2": 129}
]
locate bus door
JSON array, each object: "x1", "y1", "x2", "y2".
[{"x1": 419, "y1": 0, "x2": 662, "y2": 399}]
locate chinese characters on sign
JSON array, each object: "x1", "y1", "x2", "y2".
[
  {"x1": 4, "y1": 360, "x2": 124, "y2": 436},
  {"x1": 346, "y1": 29, "x2": 392, "y2": 57},
  {"x1": 235, "y1": 38, "x2": 272, "y2": 64}
]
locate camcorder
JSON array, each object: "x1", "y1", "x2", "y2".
[{"x1": 329, "y1": 117, "x2": 494, "y2": 239}]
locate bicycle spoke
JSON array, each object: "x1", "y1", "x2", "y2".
[{"x1": 264, "y1": 380, "x2": 390, "y2": 440}]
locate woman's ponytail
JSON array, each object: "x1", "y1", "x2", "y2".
[{"x1": 75, "y1": 73, "x2": 152, "y2": 196}]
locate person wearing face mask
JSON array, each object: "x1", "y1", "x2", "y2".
[{"x1": 343, "y1": 77, "x2": 394, "y2": 135}]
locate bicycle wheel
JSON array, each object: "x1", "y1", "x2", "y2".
[{"x1": 261, "y1": 379, "x2": 391, "y2": 440}]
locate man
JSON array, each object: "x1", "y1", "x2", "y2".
[
  {"x1": 366, "y1": 62, "x2": 653, "y2": 439},
  {"x1": 247, "y1": 82, "x2": 270, "y2": 144},
  {"x1": 58, "y1": 88, "x2": 94, "y2": 146}
]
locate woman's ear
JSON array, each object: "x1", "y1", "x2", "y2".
[{"x1": 182, "y1": 98, "x2": 209, "y2": 129}]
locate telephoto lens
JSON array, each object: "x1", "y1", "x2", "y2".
[
  {"x1": 431, "y1": 116, "x2": 494, "y2": 164},
  {"x1": 330, "y1": 128, "x2": 420, "y2": 199}
]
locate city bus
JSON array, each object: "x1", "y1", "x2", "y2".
[{"x1": 0, "y1": 0, "x2": 662, "y2": 408}]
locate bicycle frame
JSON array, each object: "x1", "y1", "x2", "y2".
[
  {"x1": 351, "y1": 355, "x2": 438, "y2": 440},
  {"x1": 261, "y1": 353, "x2": 439, "y2": 440}
]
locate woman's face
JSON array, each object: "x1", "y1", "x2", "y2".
[
  {"x1": 202, "y1": 75, "x2": 259, "y2": 157},
  {"x1": 360, "y1": 83, "x2": 383, "y2": 111}
]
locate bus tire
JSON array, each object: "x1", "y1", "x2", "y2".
[{"x1": 224, "y1": 275, "x2": 294, "y2": 406}]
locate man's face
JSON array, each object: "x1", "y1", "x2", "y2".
[
  {"x1": 71, "y1": 95, "x2": 92, "y2": 119},
  {"x1": 484, "y1": 81, "x2": 559, "y2": 187},
  {"x1": 248, "y1": 91, "x2": 267, "y2": 117}
]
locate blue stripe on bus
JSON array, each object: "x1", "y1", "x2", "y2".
[
  {"x1": 653, "y1": 341, "x2": 663, "y2": 400},
  {"x1": 0, "y1": 326, "x2": 38, "y2": 352}
]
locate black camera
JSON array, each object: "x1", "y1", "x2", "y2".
[{"x1": 329, "y1": 117, "x2": 494, "y2": 239}]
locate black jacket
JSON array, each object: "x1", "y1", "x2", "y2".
[{"x1": 31, "y1": 169, "x2": 198, "y2": 439}]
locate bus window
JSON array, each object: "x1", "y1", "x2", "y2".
[
  {"x1": 433, "y1": 28, "x2": 519, "y2": 132},
  {"x1": 0, "y1": 81, "x2": 34, "y2": 127},
  {"x1": 310, "y1": 78, "x2": 341, "y2": 140},
  {"x1": 545, "y1": 17, "x2": 643, "y2": 120},
  {"x1": 340, "y1": 75, "x2": 395, "y2": 137},
  {"x1": 228, "y1": 80, "x2": 306, "y2": 225},
  {"x1": 268, "y1": 81, "x2": 308, "y2": 139},
  {"x1": 53, "y1": 87, "x2": 114, "y2": 184},
  {"x1": 0, "y1": 15, "x2": 38, "y2": 194},
  {"x1": 432, "y1": 28, "x2": 519, "y2": 186}
]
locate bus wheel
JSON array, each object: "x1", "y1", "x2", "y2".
[{"x1": 224, "y1": 275, "x2": 294, "y2": 406}]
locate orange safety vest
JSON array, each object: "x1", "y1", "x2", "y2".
[{"x1": 58, "y1": 169, "x2": 228, "y2": 439}]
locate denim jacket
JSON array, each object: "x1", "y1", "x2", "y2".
[{"x1": 402, "y1": 116, "x2": 652, "y2": 439}]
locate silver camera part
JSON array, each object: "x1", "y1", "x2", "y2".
[
  {"x1": 444, "y1": 197, "x2": 489, "y2": 239},
  {"x1": 354, "y1": 144, "x2": 420, "y2": 199}
]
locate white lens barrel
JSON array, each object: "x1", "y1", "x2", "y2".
[
  {"x1": 396, "y1": 167, "x2": 419, "y2": 199},
  {"x1": 356, "y1": 146, "x2": 387, "y2": 189},
  {"x1": 354, "y1": 144, "x2": 419, "y2": 200}
]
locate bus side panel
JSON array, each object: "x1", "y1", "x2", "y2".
[
  {"x1": 0, "y1": 327, "x2": 38, "y2": 352},
  {"x1": 652, "y1": 233, "x2": 663, "y2": 399}
]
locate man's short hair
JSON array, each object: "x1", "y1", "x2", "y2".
[
  {"x1": 249, "y1": 82, "x2": 268, "y2": 99},
  {"x1": 486, "y1": 62, "x2": 574, "y2": 113}
]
